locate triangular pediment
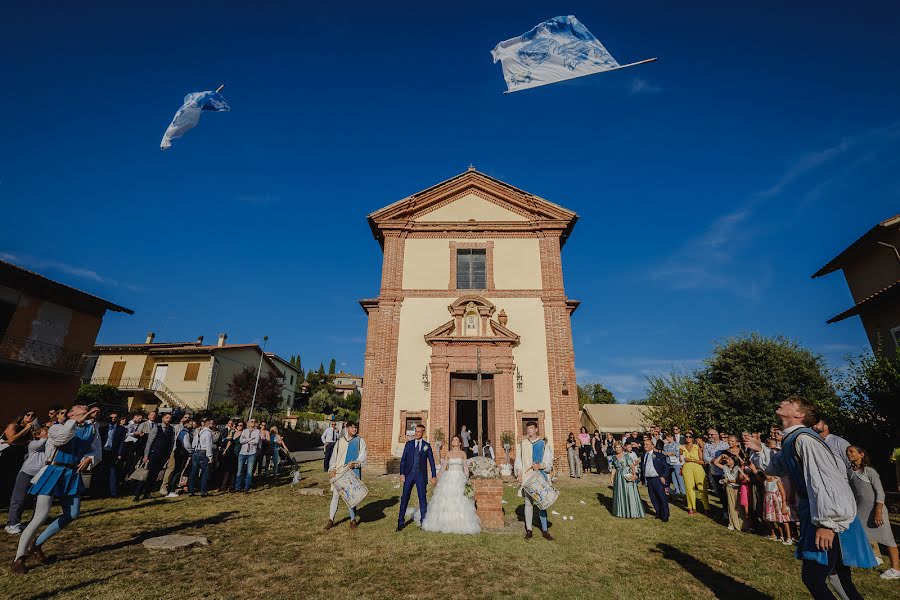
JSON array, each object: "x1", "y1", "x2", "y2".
[
  {"x1": 368, "y1": 169, "x2": 577, "y2": 225},
  {"x1": 416, "y1": 192, "x2": 528, "y2": 222},
  {"x1": 424, "y1": 318, "x2": 521, "y2": 346}
]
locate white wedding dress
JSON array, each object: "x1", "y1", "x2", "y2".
[{"x1": 420, "y1": 457, "x2": 481, "y2": 534}]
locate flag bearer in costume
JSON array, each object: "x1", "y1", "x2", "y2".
[
  {"x1": 514, "y1": 421, "x2": 554, "y2": 541},
  {"x1": 326, "y1": 421, "x2": 366, "y2": 531},
  {"x1": 745, "y1": 396, "x2": 875, "y2": 600},
  {"x1": 11, "y1": 404, "x2": 101, "y2": 575}
]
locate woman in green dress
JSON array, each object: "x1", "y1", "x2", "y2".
[{"x1": 611, "y1": 441, "x2": 645, "y2": 518}]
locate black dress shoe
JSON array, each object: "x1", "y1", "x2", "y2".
[
  {"x1": 541, "y1": 530, "x2": 554, "y2": 541},
  {"x1": 524, "y1": 530, "x2": 533, "y2": 540},
  {"x1": 11, "y1": 558, "x2": 26, "y2": 575}
]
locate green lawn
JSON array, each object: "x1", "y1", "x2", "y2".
[{"x1": 0, "y1": 461, "x2": 896, "y2": 600}]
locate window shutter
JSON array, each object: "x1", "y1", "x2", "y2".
[{"x1": 184, "y1": 362, "x2": 200, "y2": 381}]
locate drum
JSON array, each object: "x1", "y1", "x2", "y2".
[
  {"x1": 330, "y1": 465, "x2": 369, "y2": 508},
  {"x1": 522, "y1": 470, "x2": 559, "y2": 510}
]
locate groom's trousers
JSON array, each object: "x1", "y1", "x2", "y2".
[{"x1": 398, "y1": 472, "x2": 428, "y2": 526}]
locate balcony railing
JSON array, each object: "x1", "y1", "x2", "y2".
[
  {"x1": 0, "y1": 331, "x2": 86, "y2": 375},
  {"x1": 90, "y1": 376, "x2": 188, "y2": 409}
]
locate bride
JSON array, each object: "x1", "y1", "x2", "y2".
[{"x1": 420, "y1": 435, "x2": 481, "y2": 534}]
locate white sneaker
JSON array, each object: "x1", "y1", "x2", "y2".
[
  {"x1": 5, "y1": 524, "x2": 23, "y2": 535},
  {"x1": 165, "y1": 492, "x2": 179, "y2": 498},
  {"x1": 782, "y1": 539, "x2": 794, "y2": 546},
  {"x1": 727, "y1": 524, "x2": 734, "y2": 531},
  {"x1": 876, "y1": 556, "x2": 884, "y2": 566},
  {"x1": 880, "y1": 568, "x2": 900, "y2": 580}
]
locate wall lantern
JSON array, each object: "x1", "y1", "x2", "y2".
[
  {"x1": 515, "y1": 367, "x2": 523, "y2": 392},
  {"x1": 422, "y1": 367, "x2": 430, "y2": 391}
]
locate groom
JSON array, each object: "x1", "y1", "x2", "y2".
[{"x1": 397, "y1": 423, "x2": 436, "y2": 531}]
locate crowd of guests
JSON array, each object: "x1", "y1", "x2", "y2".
[
  {"x1": 564, "y1": 419, "x2": 899, "y2": 582},
  {"x1": 1, "y1": 406, "x2": 295, "y2": 536}
]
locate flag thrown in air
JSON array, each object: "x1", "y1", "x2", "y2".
[
  {"x1": 492, "y1": 15, "x2": 621, "y2": 93},
  {"x1": 160, "y1": 90, "x2": 230, "y2": 149}
]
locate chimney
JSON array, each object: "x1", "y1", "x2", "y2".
[
  {"x1": 217, "y1": 333, "x2": 227, "y2": 347},
  {"x1": 145, "y1": 332, "x2": 155, "y2": 344},
  {"x1": 196, "y1": 335, "x2": 204, "y2": 345}
]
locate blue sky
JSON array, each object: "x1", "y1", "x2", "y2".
[{"x1": 2, "y1": 2, "x2": 898, "y2": 400}]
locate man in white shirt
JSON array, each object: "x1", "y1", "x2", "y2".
[
  {"x1": 235, "y1": 419, "x2": 261, "y2": 492},
  {"x1": 813, "y1": 418, "x2": 851, "y2": 473},
  {"x1": 321, "y1": 421, "x2": 339, "y2": 472},
  {"x1": 189, "y1": 417, "x2": 215, "y2": 497}
]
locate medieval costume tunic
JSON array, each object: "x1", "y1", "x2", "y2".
[
  {"x1": 752, "y1": 425, "x2": 875, "y2": 599},
  {"x1": 328, "y1": 433, "x2": 367, "y2": 522},
  {"x1": 514, "y1": 437, "x2": 554, "y2": 533},
  {"x1": 14, "y1": 419, "x2": 101, "y2": 568}
]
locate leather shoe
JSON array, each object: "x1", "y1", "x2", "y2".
[
  {"x1": 10, "y1": 558, "x2": 26, "y2": 575},
  {"x1": 524, "y1": 530, "x2": 533, "y2": 540},
  {"x1": 27, "y1": 540, "x2": 47, "y2": 564},
  {"x1": 324, "y1": 519, "x2": 334, "y2": 531},
  {"x1": 541, "y1": 530, "x2": 554, "y2": 541},
  {"x1": 350, "y1": 519, "x2": 359, "y2": 530}
]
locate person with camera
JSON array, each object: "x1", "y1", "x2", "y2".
[{"x1": 11, "y1": 403, "x2": 101, "y2": 575}]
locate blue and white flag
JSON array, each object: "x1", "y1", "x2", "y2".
[
  {"x1": 492, "y1": 15, "x2": 650, "y2": 93},
  {"x1": 160, "y1": 90, "x2": 230, "y2": 149}
]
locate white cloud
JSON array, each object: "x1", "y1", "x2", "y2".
[{"x1": 629, "y1": 77, "x2": 660, "y2": 95}]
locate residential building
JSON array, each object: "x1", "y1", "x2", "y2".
[
  {"x1": 266, "y1": 353, "x2": 301, "y2": 409},
  {"x1": 90, "y1": 333, "x2": 293, "y2": 412},
  {"x1": 0, "y1": 259, "x2": 132, "y2": 423},
  {"x1": 333, "y1": 371, "x2": 363, "y2": 399},
  {"x1": 359, "y1": 168, "x2": 581, "y2": 472},
  {"x1": 813, "y1": 215, "x2": 900, "y2": 355}
]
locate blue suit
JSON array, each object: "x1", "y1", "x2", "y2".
[
  {"x1": 640, "y1": 450, "x2": 672, "y2": 522},
  {"x1": 398, "y1": 439, "x2": 436, "y2": 526}
]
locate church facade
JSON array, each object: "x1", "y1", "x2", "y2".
[{"x1": 359, "y1": 168, "x2": 580, "y2": 472}]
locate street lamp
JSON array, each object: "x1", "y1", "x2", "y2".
[{"x1": 248, "y1": 335, "x2": 269, "y2": 421}]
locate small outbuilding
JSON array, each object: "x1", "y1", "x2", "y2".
[{"x1": 580, "y1": 403, "x2": 651, "y2": 434}]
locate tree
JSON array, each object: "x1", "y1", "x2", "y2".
[
  {"x1": 344, "y1": 389, "x2": 362, "y2": 414},
  {"x1": 318, "y1": 363, "x2": 325, "y2": 375},
  {"x1": 226, "y1": 366, "x2": 285, "y2": 414},
  {"x1": 328, "y1": 359, "x2": 336, "y2": 375},
  {"x1": 577, "y1": 382, "x2": 616, "y2": 409},
  {"x1": 839, "y1": 347, "x2": 900, "y2": 484},
  {"x1": 76, "y1": 384, "x2": 122, "y2": 406},
  {"x1": 645, "y1": 333, "x2": 843, "y2": 434}
]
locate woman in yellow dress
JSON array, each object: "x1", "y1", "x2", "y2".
[{"x1": 680, "y1": 433, "x2": 710, "y2": 515}]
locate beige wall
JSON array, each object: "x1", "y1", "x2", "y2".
[
  {"x1": 92, "y1": 354, "x2": 213, "y2": 411},
  {"x1": 93, "y1": 353, "x2": 150, "y2": 382},
  {"x1": 402, "y1": 238, "x2": 543, "y2": 290},
  {"x1": 416, "y1": 193, "x2": 527, "y2": 222},
  {"x1": 390, "y1": 296, "x2": 553, "y2": 454}
]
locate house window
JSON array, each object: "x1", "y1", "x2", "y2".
[
  {"x1": 456, "y1": 249, "x2": 486, "y2": 289},
  {"x1": 891, "y1": 325, "x2": 900, "y2": 347},
  {"x1": 184, "y1": 363, "x2": 200, "y2": 381}
]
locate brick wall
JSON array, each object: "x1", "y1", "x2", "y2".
[{"x1": 473, "y1": 478, "x2": 505, "y2": 528}]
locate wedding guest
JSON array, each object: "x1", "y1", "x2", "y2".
[
  {"x1": 847, "y1": 446, "x2": 900, "y2": 579},
  {"x1": 188, "y1": 417, "x2": 215, "y2": 497},
  {"x1": 321, "y1": 421, "x2": 339, "y2": 471},
  {"x1": 681, "y1": 433, "x2": 709, "y2": 515},
  {"x1": 1, "y1": 411, "x2": 36, "y2": 506},
  {"x1": 134, "y1": 412, "x2": 174, "y2": 502},
  {"x1": 760, "y1": 470, "x2": 793, "y2": 544},
  {"x1": 814, "y1": 418, "x2": 851, "y2": 472},
  {"x1": 5, "y1": 426, "x2": 48, "y2": 535},
  {"x1": 165, "y1": 419, "x2": 193, "y2": 498},
  {"x1": 11, "y1": 405, "x2": 101, "y2": 574},
  {"x1": 235, "y1": 418, "x2": 260, "y2": 492},
  {"x1": 704, "y1": 428, "x2": 729, "y2": 519},
  {"x1": 255, "y1": 421, "x2": 271, "y2": 477},
  {"x1": 714, "y1": 453, "x2": 747, "y2": 531},
  {"x1": 745, "y1": 396, "x2": 876, "y2": 599},
  {"x1": 482, "y1": 439, "x2": 495, "y2": 461},
  {"x1": 459, "y1": 425, "x2": 472, "y2": 458},
  {"x1": 102, "y1": 415, "x2": 127, "y2": 498},
  {"x1": 663, "y1": 431, "x2": 685, "y2": 496},
  {"x1": 577, "y1": 426, "x2": 592, "y2": 473},
  {"x1": 611, "y1": 442, "x2": 644, "y2": 518},
  {"x1": 671, "y1": 426, "x2": 683, "y2": 445},
  {"x1": 566, "y1": 432, "x2": 581, "y2": 478},
  {"x1": 640, "y1": 438, "x2": 671, "y2": 522},
  {"x1": 593, "y1": 431, "x2": 608, "y2": 474},
  {"x1": 270, "y1": 426, "x2": 290, "y2": 476},
  {"x1": 218, "y1": 421, "x2": 243, "y2": 492},
  {"x1": 122, "y1": 413, "x2": 143, "y2": 473}
]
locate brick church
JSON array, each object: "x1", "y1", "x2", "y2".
[{"x1": 359, "y1": 168, "x2": 581, "y2": 472}]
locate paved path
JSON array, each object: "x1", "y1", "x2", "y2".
[{"x1": 290, "y1": 448, "x2": 324, "y2": 463}]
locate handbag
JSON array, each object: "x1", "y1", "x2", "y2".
[{"x1": 128, "y1": 465, "x2": 149, "y2": 482}]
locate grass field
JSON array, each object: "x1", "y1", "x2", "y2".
[{"x1": 0, "y1": 460, "x2": 897, "y2": 600}]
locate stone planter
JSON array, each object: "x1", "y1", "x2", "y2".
[{"x1": 473, "y1": 478, "x2": 505, "y2": 529}]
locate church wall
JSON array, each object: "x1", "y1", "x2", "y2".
[
  {"x1": 402, "y1": 238, "x2": 543, "y2": 290},
  {"x1": 391, "y1": 295, "x2": 553, "y2": 456}
]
